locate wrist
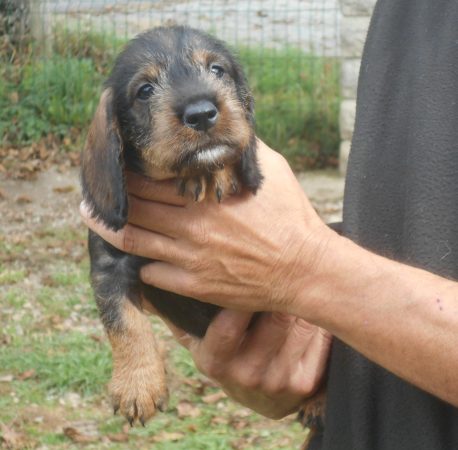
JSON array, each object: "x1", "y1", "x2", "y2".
[
  {"x1": 287, "y1": 230, "x2": 382, "y2": 323},
  {"x1": 281, "y1": 221, "x2": 343, "y2": 319},
  {"x1": 285, "y1": 226, "x2": 458, "y2": 405}
]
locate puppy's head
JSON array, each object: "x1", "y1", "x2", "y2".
[{"x1": 81, "y1": 26, "x2": 255, "y2": 230}]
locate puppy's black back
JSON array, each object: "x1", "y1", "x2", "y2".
[{"x1": 143, "y1": 285, "x2": 221, "y2": 337}]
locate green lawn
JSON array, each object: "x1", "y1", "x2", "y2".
[
  {"x1": 0, "y1": 222, "x2": 306, "y2": 449},
  {"x1": 0, "y1": 28, "x2": 339, "y2": 170}
]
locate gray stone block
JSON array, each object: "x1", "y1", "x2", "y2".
[
  {"x1": 341, "y1": 16, "x2": 371, "y2": 57},
  {"x1": 341, "y1": 59, "x2": 361, "y2": 99},
  {"x1": 339, "y1": 140, "x2": 352, "y2": 175},
  {"x1": 341, "y1": 0, "x2": 377, "y2": 16},
  {"x1": 339, "y1": 99, "x2": 356, "y2": 141}
]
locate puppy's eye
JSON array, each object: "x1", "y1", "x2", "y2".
[
  {"x1": 137, "y1": 83, "x2": 155, "y2": 100},
  {"x1": 210, "y1": 64, "x2": 225, "y2": 78}
]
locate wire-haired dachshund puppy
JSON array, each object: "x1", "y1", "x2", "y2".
[
  {"x1": 81, "y1": 26, "x2": 324, "y2": 442},
  {"x1": 81, "y1": 26, "x2": 262, "y2": 425}
]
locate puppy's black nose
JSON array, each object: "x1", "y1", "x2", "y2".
[{"x1": 183, "y1": 100, "x2": 218, "y2": 131}]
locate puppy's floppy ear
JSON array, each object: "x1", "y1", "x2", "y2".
[
  {"x1": 230, "y1": 60, "x2": 262, "y2": 192},
  {"x1": 81, "y1": 88, "x2": 128, "y2": 231},
  {"x1": 237, "y1": 134, "x2": 263, "y2": 194},
  {"x1": 229, "y1": 57, "x2": 255, "y2": 116}
]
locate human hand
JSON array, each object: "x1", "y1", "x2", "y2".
[
  {"x1": 80, "y1": 140, "x2": 336, "y2": 317},
  {"x1": 146, "y1": 306, "x2": 331, "y2": 419}
]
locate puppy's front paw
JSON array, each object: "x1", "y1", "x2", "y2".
[
  {"x1": 210, "y1": 166, "x2": 240, "y2": 202},
  {"x1": 109, "y1": 361, "x2": 169, "y2": 426},
  {"x1": 177, "y1": 166, "x2": 240, "y2": 203},
  {"x1": 178, "y1": 176, "x2": 207, "y2": 202}
]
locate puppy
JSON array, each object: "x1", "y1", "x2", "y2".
[{"x1": 81, "y1": 26, "x2": 263, "y2": 425}]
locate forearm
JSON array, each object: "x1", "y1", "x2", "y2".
[
  {"x1": 293, "y1": 233, "x2": 458, "y2": 406},
  {"x1": 80, "y1": 140, "x2": 458, "y2": 406}
]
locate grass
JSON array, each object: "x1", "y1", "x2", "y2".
[
  {"x1": 0, "y1": 28, "x2": 340, "y2": 169},
  {"x1": 1, "y1": 330, "x2": 111, "y2": 396},
  {"x1": 0, "y1": 221, "x2": 305, "y2": 449},
  {"x1": 238, "y1": 46, "x2": 340, "y2": 168},
  {"x1": 0, "y1": 27, "x2": 123, "y2": 148},
  {"x1": 0, "y1": 266, "x2": 27, "y2": 285}
]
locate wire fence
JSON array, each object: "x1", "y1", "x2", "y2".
[
  {"x1": 1, "y1": 0, "x2": 342, "y2": 169},
  {"x1": 35, "y1": 0, "x2": 340, "y2": 55}
]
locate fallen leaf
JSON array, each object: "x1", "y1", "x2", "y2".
[
  {"x1": 107, "y1": 432, "x2": 129, "y2": 443},
  {"x1": 18, "y1": 148, "x2": 31, "y2": 162},
  {"x1": 15, "y1": 195, "x2": 32, "y2": 204},
  {"x1": 0, "y1": 189, "x2": 6, "y2": 200},
  {"x1": 176, "y1": 401, "x2": 201, "y2": 419},
  {"x1": 233, "y1": 408, "x2": 252, "y2": 418},
  {"x1": 68, "y1": 151, "x2": 80, "y2": 165},
  {"x1": 231, "y1": 437, "x2": 249, "y2": 449},
  {"x1": 10, "y1": 235, "x2": 28, "y2": 245},
  {"x1": 0, "y1": 423, "x2": 25, "y2": 449},
  {"x1": 53, "y1": 185, "x2": 75, "y2": 194},
  {"x1": 0, "y1": 334, "x2": 11, "y2": 346},
  {"x1": 182, "y1": 378, "x2": 200, "y2": 388},
  {"x1": 64, "y1": 427, "x2": 98, "y2": 443},
  {"x1": 89, "y1": 334, "x2": 104, "y2": 343},
  {"x1": 202, "y1": 391, "x2": 227, "y2": 404},
  {"x1": 38, "y1": 146, "x2": 49, "y2": 160},
  {"x1": 60, "y1": 392, "x2": 82, "y2": 408},
  {"x1": 9, "y1": 92, "x2": 19, "y2": 104},
  {"x1": 49, "y1": 315, "x2": 63, "y2": 326},
  {"x1": 277, "y1": 436, "x2": 292, "y2": 447},
  {"x1": 230, "y1": 418, "x2": 249, "y2": 430},
  {"x1": 63, "y1": 421, "x2": 99, "y2": 443},
  {"x1": 151, "y1": 431, "x2": 185, "y2": 443},
  {"x1": 211, "y1": 416, "x2": 229, "y2": 426},
  {"x1": 183, "y1": 376, "x2": 218, "y2": 391},
  {"x1": 42, "y1": 275, "x2": 58, "y2": 287},
  {"x1": 17, "y1": 369, "x2": 35, "y2": 381}
]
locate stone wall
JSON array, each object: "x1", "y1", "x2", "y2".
[{"x1": 339, "y1": 0, "x2": 376, "y2": 174}]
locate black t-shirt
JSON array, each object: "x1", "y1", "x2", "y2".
[{"x1": 313, "y1": 0, "x2": 458, "y2": 449}]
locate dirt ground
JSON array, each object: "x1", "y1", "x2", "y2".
[
  {"x1": 1, "y1": 168, "x2": 83, "y2": 245},
  {"x1": 0, "y1": 166, "x2": 343, "y2": 236}
]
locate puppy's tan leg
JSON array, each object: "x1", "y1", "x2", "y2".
[{"x1": 107, "y1": 299, "x2": 168, "y2": 426}]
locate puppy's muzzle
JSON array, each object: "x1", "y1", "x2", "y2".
[{"x1": 182, "y1": 99, "x2": 218, "y2": 132}]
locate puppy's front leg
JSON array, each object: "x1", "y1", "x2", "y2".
[
  {"x1": 89, "y1": 233, "x2": 168, "y2": 425},
  {"x1": 107, "y1": 299, "x2": 169, "y2": 425}
]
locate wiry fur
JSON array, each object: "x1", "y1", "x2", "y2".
[{"x1": 81, "y1": 26, "x2": 263, "y2": 426}]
